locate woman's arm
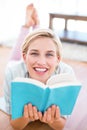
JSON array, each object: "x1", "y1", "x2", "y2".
[
  {"x1": 10, "y1": 104, "x2": 30, "y2": 129},
  {"x1": 10, "y1": 104, "x2": 39, "y2": 129},
  {"x1": 10, "y1": 116, "x2": 29, "y2": 130}
]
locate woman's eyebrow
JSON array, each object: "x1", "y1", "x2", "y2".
[
  {"x1": 29, "y1": 49, "x2": 56, "y2": 53},
  {"x1": 29, "y1": 49, "x2": 38, "y2": 52},
  {"x1": 47, "y1": 50, "x2": 55, "y2": 53}
]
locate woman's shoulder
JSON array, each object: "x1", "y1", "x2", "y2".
[
  {"x1": 59, "y1": 61, "x2": 72, "y2": 68},
  {"x1": 5, "y1": 60, "x2": 27, "y2": 76},
  {"x1": 56, "y1": 61, "x2": 75, "y2": 74},
  {"x1": 6, "y1": 60, "x2": 24, "y2": 68}
]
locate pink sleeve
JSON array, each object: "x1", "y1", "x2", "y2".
[{"x1": 9, "y1": 27, "x2": 29, "y2": 61}]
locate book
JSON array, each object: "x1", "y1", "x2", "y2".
[{"x1": 11, "y1": 73, "x2": 81, "y2": 120}]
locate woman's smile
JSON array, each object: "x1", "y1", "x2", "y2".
[
  {"x1": 34, "y1": 67, "x2": 48, "y2": 73},
  {"x1": 33, "y1": 66, "x2": 48, "y2": 76}
]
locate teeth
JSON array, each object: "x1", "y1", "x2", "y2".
[{"x1": 35, "y1": 68, "x2": 46, "y2": 72}]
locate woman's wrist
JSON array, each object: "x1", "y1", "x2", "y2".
[{"x1": 48, "y1": 117, "x2": 66, "y2": 130}]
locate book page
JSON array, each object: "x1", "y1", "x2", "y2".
[
  {"x1": 12, "y1": 77, "x2": 47, "y2": 89},
  {"x1": 46, "y1": 73, "x2": 81, "y2": 87}
]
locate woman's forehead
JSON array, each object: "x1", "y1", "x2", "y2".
[
  {"x1": 28, "y1": 37, "x2": 57, "y2": 52},
  {"x1": 28, "y1": 37, "x2": 55, "y2": 47}
]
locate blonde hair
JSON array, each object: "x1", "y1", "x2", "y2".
[{"x1": 22, "y1": 28, "x2": 62, "y2": 59}]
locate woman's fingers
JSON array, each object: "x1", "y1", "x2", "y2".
[
  {"x1": 24, "y1": 105, "x2": 29, "y2": 118},
  {"x1": 33, "y1": 106, "x2": 39, "y2": 120},
  {"x1": 24, "y1": 104, "x2": 40, "y2": 121}
]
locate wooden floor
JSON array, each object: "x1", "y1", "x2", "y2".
[
  {"x1": 0, "y1": 46, "x2": 87, "y2": 97},
  {"x1": 0, "y1": 46, "x2": 11, "y2": 96}
]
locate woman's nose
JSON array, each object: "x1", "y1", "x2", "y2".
[{"x1": 36, "y1": 56, "x2": 46, "y2": 65}]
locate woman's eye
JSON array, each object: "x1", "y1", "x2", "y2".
[{"x1": 46, "y1": 53, "x2": 54, "y2": 57}]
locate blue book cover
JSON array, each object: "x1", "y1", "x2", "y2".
[{"x1": 11, "y1": 74, "x2": 81, "y2": 120}]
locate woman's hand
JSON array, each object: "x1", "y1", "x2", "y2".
[
  {"x1": 23, "y1": 104, "x2": 66, "y2": 130},
  {"x1": 23, "y1": 103, "x2": 39, "y2": 122},
  {"x1": 10, "y1": 103, "x2": 40, "y2": 129},
  {"x1": 39, "y1": 105, "x2": 66, "y2": 130}
]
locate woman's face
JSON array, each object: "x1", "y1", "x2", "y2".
[{"x1": 23, "y1": 37, "x2": 60, "y2": 83}]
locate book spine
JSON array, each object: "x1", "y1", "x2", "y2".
[{"x1": 40, "y1": 87, "x2": 50, "y2": 113}]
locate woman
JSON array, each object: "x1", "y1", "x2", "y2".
[{"x1": 1, "y1": 28, "x2": 75, "y2": 130}]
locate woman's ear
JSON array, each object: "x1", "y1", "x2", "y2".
[
  {"x1": 22, "y1": 53, "x2": 26, "y2": 62},
  {"x1": 57, "y1": 55, "x2": 61, "y2": 63}
]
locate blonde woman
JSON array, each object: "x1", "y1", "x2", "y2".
[{"x1": 0, "y1": 28, "x2": 75, "y2": 130}]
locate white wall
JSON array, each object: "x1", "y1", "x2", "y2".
[{"x1": 0, "y1": 0, "x2": 49, "y2": 42}]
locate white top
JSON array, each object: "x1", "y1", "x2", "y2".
[{"x1": 0, "y1": 60, "x2": 75, "y2": 115}]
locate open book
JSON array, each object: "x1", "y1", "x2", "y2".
[{"x1": 11, "y1": 73, "x2": 81, "y2": 119}]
